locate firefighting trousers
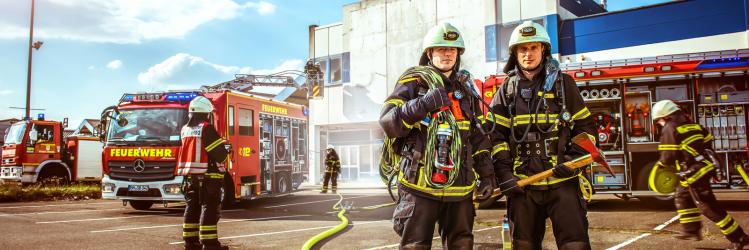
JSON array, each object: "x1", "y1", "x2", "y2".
[
  {"x1": 675, "y1": 175, "x2": 746, "y2": 242},
  {"x1": 392, "y1": 190, "x2": 474, "y2": 250},
  {"x1": 183, "y1": 173, "x2": 224, "y2": 246},
  {"x1": 507, "y1": 179, "x2": 591, "y2": 250},
  {"x1": 322, "y1": 172, "x2": 338, "y2": 191}
]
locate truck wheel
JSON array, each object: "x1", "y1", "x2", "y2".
[
  {"x1": 276, "y1": 173, "x2": 291, "y2": 194},
  {"x1": 38, "y1": 167, "x2": 70, "y2": 186},
  {"x1": 635, "y1": 161, "x2": 674, "y2": 201},
  {"x1": 129, "y1": 200, "x2": 153, "y2": 210}
]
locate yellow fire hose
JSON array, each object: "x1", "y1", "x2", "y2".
[{"x1": 301, "y1": 192, "x2": 350, "y2": 250}]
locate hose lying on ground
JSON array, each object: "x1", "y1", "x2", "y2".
[{"x1": 301, "y1": 192, "x2": 350, "y2": 250}]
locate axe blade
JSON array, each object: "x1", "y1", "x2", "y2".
[{"x1": 570, "y1": 132, "x2": 615, "y2": 177}]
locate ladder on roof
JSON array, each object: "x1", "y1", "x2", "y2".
[{"x1": 561, "y1": 48, "x2": 749, "y2": 70}]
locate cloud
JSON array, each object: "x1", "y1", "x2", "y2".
[
  {"x1": 106, "y1": 60, "x2": 122, "y2": 69},
  {"x1": 0, "y1": 90, "x2": 13, "y2": 96},
  {"x1": 0, "y1": 0, "x2": 276, "y2": 43},
  {"x1": 137, "y1": 53, "x2": 303, "y2": 91}
]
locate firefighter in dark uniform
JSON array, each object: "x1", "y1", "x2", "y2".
[
  {"x1": 379, "y1": 22, "x2": 496, "y2": 249},
  {"x1": 321, "y1": 145, "x2": 341, "y2": 193},
  {"x1": 178, "y1": 96, "x2": 230, "y2": 250},
  {"x1": 651, "y1": 100, "x2": 748, "y2": 250},
  {"x1": 488, "y1": 21, "x2": 596, "y2": 250}
]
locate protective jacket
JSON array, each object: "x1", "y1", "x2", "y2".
[
  {"x1": 325, "y1": 152, "x2": 341, "y2": 173},
  {"x1": 489, "y1": 69, "x2": 595, "y2": 189},
  {"x1": 379, "y1": 70, "x2": 494, "y2": 202},
  {"x1": 177, "y1": 122, "x2": 228, "y2": 176},
  {"x1": 653, "y1": 113, "x2": 715, "y2": 188}
]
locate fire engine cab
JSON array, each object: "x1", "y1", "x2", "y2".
[{"x1": 1, "y1": 116, "x2": 103, "y2": 185}]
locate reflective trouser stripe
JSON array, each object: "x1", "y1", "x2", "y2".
[
  {"x1": 183, "y1": 223, "x2": 199, "y2": 240},
  {"x1": 716, "y1": 215, "x2": 740, "y2": 235},
  {"x1": 722, "y1": 221, "x2": 740, "y2": 235},
  {"x1": 679, "y1": 215, "x2": 701, "y2": 223},
  {"x1": 677, "y1": 208, "x2": 700, "y2": 215},
  {"x1": 183, "y1": 231, "x2": 199, "y2": 237},
  {"x1": 200, "y1": 234, "x2": 218, "y2": 240},
  {"x1": 200, "y1": 225, "x2": 217, "y2": 231}
]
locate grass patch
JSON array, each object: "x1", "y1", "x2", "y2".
[{"x1": 0, "y1": 183, "x2": 101, "y2": 202}]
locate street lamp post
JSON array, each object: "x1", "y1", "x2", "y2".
[{"x1": 24, "y1": 0, "x2": 42, "y2": 120}]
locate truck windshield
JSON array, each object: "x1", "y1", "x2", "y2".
[
  {"x1": 3, "y1": 123, "x2": 27, "y2": 145},
  {"x1": 107, "y1": 108, "x2": 187, "y2": 145}
]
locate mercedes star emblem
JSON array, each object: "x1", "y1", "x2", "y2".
[{"x1": 133, "y1": 159, "x2": 146, "y2": 173}]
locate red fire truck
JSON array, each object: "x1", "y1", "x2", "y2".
[
  {"x1": 479, "y1": 48, "x2": 749, "y2": 200},
  {"x1": 100, "y1": 90, "x2": 309, "y2": 210},
  {"x1": 1, "y1": 117, "x2": 103, "y2": 184}
]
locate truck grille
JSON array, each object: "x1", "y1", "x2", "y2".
[{"x1": 108, "y1": 161, "x2": 176, "y2": 182}]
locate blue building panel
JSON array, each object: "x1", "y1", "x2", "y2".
[{"x1": 559, "y1": 0, "x2": 748, "y2": 55}]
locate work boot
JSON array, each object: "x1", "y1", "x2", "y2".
[
  {"x1": 184, "y1": 241, "x2": 202, "y2": 250},
  {"x1": 731, "y1": 234, "x2": 749, "y2": 250},
  {"x1": 672, "y1": 231, "x2": 702, "y2": 241},
  {"x1": 203, "y1": 243, "x2": 229, "y2": 250},
  {"x1": 320, "y1": 189, "x2": 328, "y2": 194}
]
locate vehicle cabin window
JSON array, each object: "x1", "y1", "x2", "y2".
[
  {"x1": 34, "y1": 124, "x2": 54, "y2": 142},
  {"x1": 238, "y1": 108, "x2": 254, "y2": 136},
  {"x1": 228, "y1": 106, "x2": 235, "y2": 136}
]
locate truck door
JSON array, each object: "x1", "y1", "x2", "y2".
[
  {"x1": 27, "y1": 123, "x2": 59, "y2": 164},
  {"x1": 228, "y1": 105, "x2": 260, "y2": 196}
]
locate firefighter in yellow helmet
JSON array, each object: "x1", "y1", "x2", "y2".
[
  {"x1": 651, "y1": 100, "x2": 748, "y2": 249},
  {"x1": 321, "y1": 145, "x2": 341, "y2": 193},
  {"x1": 379, "y1": 22, "x2": 496, "y2": 249},
  {"x1": 488, "y1": 20, "x2": 596, "y2": 249},
  {"x1": 178, "y1": 96, "x2": 231, "y2": 250}
]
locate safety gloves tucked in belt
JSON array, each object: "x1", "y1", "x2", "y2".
[
  {"x1": 400, "y1": 87, "x2": 452, "y2": 124},
  {"x1": 475, "y1": 176, "x2": 497, "y2": 200},
  {"x1": 498, "y1": 177, "x2": 525, "y2": 197},
  {"x1": 552, "y1": 163, "x2": 578, "y2": 178}
]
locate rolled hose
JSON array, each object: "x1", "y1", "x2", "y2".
[
  {"x1": 610, "y1": 88, "x2": 621, "y2": 98},
  {"x1": 589, "y1": 89, "x2": 600, "y2": 99},
  {"x1": 580, "y1": 90, "x2": 590, "y2": 99},
  {"x1": 301, "y1": 192, "x2": 349, "y2": 250}
]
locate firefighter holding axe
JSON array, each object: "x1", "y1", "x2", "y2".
[{"x1": 484, "y1": 20, "x2": 601, "y2": 250}]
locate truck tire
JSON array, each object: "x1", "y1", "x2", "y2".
[
  {"x1": 635, "y1": 160, "x2": 674, "y2": 201},
  {"x1": 276, "y1": 173, "x2": 291, "y2": 194},
  {"x1": 129, "y1": 200, "x2": 153, "y2": 210},
  {"x1": 38, "y1": 166, "x2": 70, "y2": 186}
]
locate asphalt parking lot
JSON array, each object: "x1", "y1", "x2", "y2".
[{"x1": 1, "y1": 185, "x2": 747, "y2": 250}]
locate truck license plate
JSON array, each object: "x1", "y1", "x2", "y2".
[{"x1": 128, "y1": 185, "x2": 149, "y2": 192}]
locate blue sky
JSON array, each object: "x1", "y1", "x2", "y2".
[{"x1": 0, "y1": 0, "x2": 670, "y2": 128}]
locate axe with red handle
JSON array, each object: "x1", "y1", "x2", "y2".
[{"x1": 480, "y1": 132, "x2": 614, "y2": 200}]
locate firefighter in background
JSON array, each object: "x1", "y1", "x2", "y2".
[
  {"x1": 379, "y1": 22, "x2": 496, "y2": 249},
  {"x1": 651, "y1": 100, "x2": 748, "y2": 250},
  {"x1": 321, "y1": 145, "x2": 341, "y2": 193},
  {"x1": 178, "y1": 96, "x2": 230, "y2": 250},
  {"x1": 488, "y1": 21, "x2": 596, "y2": 250}
]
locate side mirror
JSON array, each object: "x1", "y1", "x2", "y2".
[
  {"x1": 29, "y1": 130, "x2": 38, "y2": 143},
  {"x1": 116, "y1": 115, "x2": 129, "y2": 127},
  {"x1": 97, "y1": 124, "x2": 106, "y2": 142}
]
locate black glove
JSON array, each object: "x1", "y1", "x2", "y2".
[
  {"x1": 498, "y1": 177, "x2": 525, "y2": 198},
  {"x1": 399, "y1": 87, "x2": 451, "y2": 123},
  {"x1": 552, "y1": 163, "x2": 577, "y2": 178},
  {"x1": 475, "y1": 176, "x2": 497, "y2": 200}
]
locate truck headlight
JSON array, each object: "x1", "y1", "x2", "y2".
[
  {"x1": 163, "y1": 184, "x2": 182, "y2": 195},
  {"x1": 102, "y1": 183, "x2": 116, "y2": 193}
]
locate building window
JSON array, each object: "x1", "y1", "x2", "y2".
[
  {"x1": 228, "y1": 106, "x2": 235, "y2": 136},
  {"x1": 318, "y1": 59, "x2": 329, "y2": 84},
  {"x1": 238, "y1": 108, "x2": 254, "y2": 136},
  {"x1": 330, "y1": 56, "x2": 342, "y2": 83}
]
